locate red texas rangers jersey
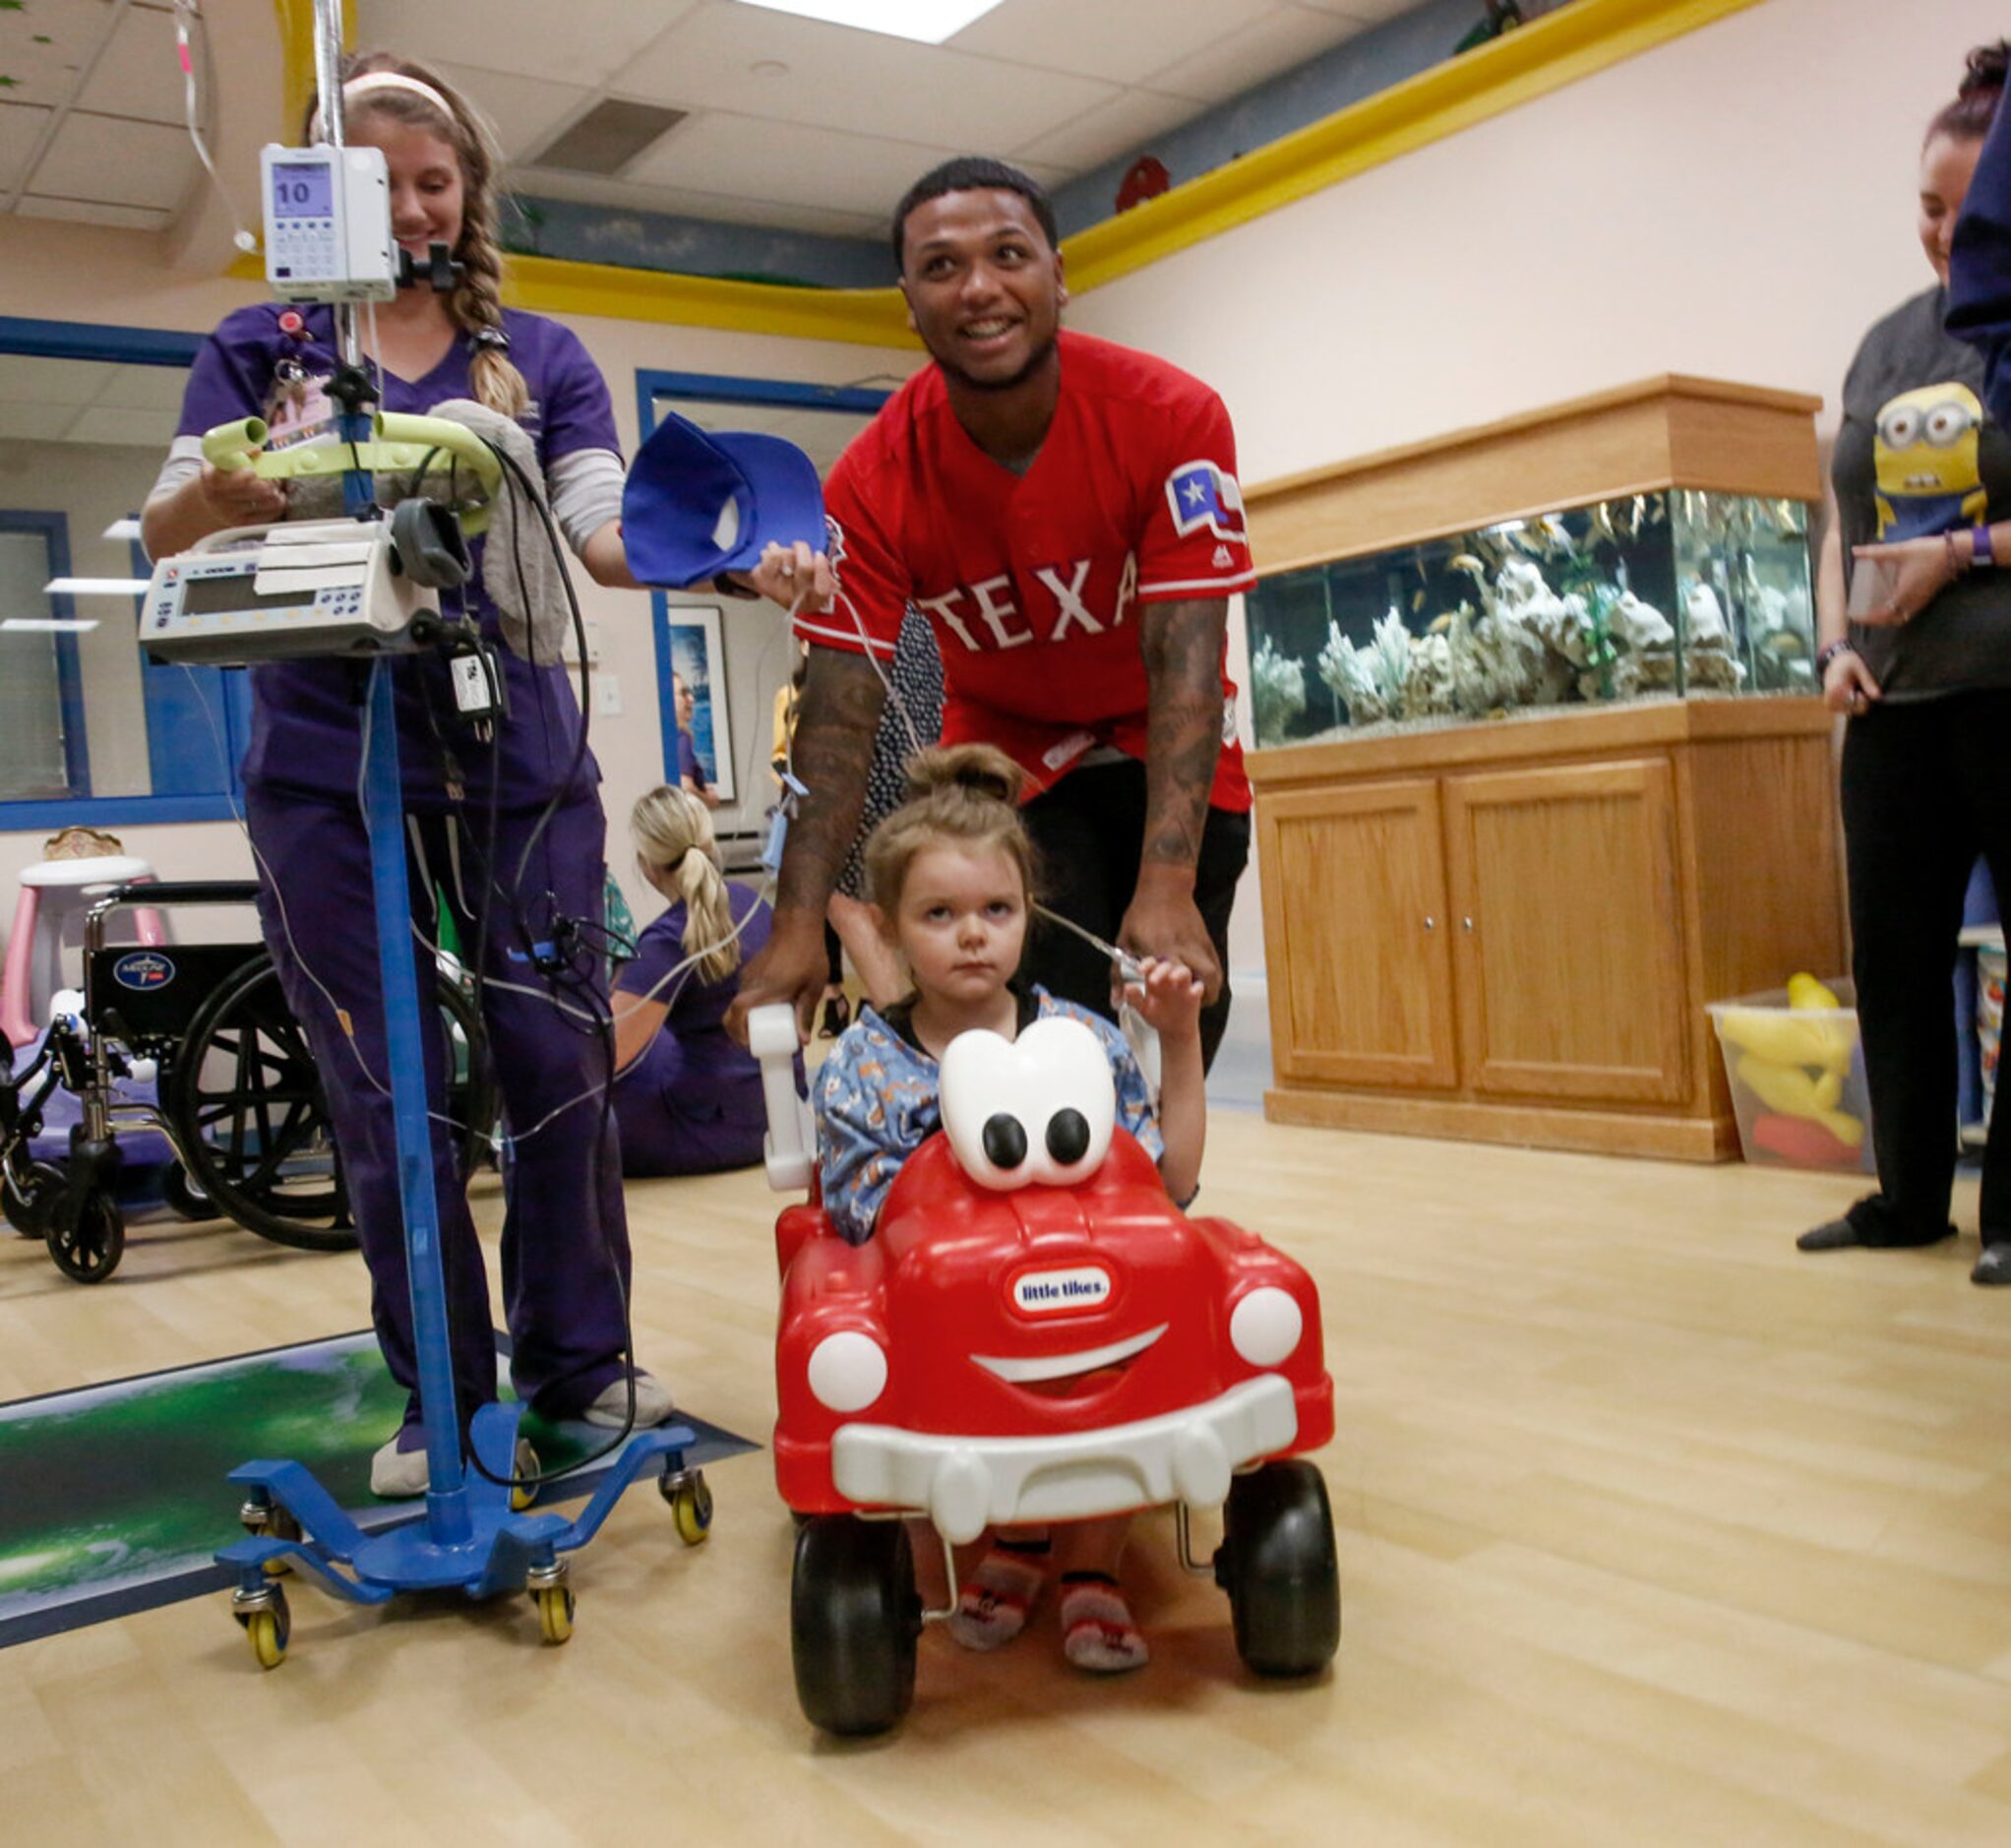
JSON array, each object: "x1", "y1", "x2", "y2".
[{"x1": 796, "y1": 330, "x2": 1255, "y2": 811}]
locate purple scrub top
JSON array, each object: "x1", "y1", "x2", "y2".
[
  {"x1": 171, "y1": 303, "x2": 620, "y2": 810},
  {"x1": 614, "y1": 881, "x2": 772, "y2": 1064}
]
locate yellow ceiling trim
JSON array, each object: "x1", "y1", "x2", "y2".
[
  {"x1": 1061, "y1": 0, "x2": 1769, "y2": 292},
  {"x1": 257, "y1": 0, "x2": 1761, "y2": 344}
]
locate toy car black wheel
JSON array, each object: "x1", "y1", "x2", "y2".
[
  {"x1": 159, "y1": 1161, "x2": 213, "y2": 1221},
  {"x1": 790, "y1": 1515, "x2": 921, "y2": 1737},
  {"x1": 45, "y1": 1186, "x2": 125, "y2": 1284},
  {"x1": 3, "y1": 1159, "x2": 64, "y2": 1237},
  {"x1": 1215, "y1": 1458, "x2": 1341, "y2": 1678}
]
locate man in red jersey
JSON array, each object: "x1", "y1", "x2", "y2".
[{"x1": 733, "y1": 157, "x2": 1253, "y2": 1069}]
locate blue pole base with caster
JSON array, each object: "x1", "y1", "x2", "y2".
[{"x1": 213, "y1": 663, "x2": 703, "y2": 1664}]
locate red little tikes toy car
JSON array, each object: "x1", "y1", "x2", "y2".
[{"x1": 750, "y1": 1008, "x2": 1341, "y2": 1737}]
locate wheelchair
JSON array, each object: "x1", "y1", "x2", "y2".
[{"x1": 1, "y1": 881, "x2": 494, "y2": 1284}]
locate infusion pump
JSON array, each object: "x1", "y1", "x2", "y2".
[
  {"x1": 143, "y1": 523, "x2": 437, "y2": 667},
  {"x1": 262, "y1": 143, "x2": 397, "y2": 302}
]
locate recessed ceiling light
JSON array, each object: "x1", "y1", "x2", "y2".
[{"x1": 732, "y1": 1, "x2": 1007, "y2": 45}]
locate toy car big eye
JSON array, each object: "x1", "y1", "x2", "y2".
[{"x1": 939, "y1": 1016, "x2": 1116, "y2": 1192}]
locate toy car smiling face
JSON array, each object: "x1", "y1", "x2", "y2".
[{"x1": 772, "y1": 1015, "x2": 1333, "y2": 1518}]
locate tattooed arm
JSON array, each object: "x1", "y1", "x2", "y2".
[
  {"x1": 1120, "y1": 596, "x2": 1229, "y2": 1004},
  {"x1": 726, "y1": 644, "x2": 887, "y2": 1042}
]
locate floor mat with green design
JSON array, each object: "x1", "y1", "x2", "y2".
[{"x1": 0, "y1": 1331, "x2": 757, "y2": 1646}]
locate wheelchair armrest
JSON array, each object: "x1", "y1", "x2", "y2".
[{"x1": 92, "y1": 880, "x2": 262, "y2": 911}]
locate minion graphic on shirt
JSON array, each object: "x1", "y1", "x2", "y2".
[{"x1": 1873, "y1": 381, "x2": 1989, "y2": 539}]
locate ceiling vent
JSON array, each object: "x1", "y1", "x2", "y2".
[{"x1": 534, "y1": 101, "x2": 688, "y2": 176}]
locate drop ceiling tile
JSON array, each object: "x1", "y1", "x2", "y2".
[
  {"x1": 33, "y1": 112, "x2": 197, "y2": 211},
  {"x1": 354, "y1": 0, "x2": 699, "y2": 92},
  {"x1": 423, "y1": 59, "x2": 596, "y2": 164},
  {"x1": 16, "y1": 194, "x2": 172, "y2": 230},
  {"x1": 623, "y1": 6, "x2": 1118, "y2": 153},
  {"x1": 1010, "y1": 87, "x2": 1196, "y2": 172},
  {"x1": 1143, "y1": 3, "x2": 1368, "y2": 103},
  {"x1": 0, "y1": 102, "x2": 53, "y2": 193},
  {"x1": 67, "y1": 404, "x2": 179, "y2": 447},
  {"x1": 626, "y1": 113, "x2": 959, "y2": 217},
  {"x1": 0, "y1": 356, "x2": 112, "y2": 406},
  {"x1": 96, "y1": 364, "x2": 189, "y2": 412},
  {"x1": 950, "y1": 0, "x2": 1282, "y2": 88},
  {"x1": 77, "y1": 2, "x2": 185, "y2": 125},
  {"x1": 510, "y1": 165, "x2": 885, "y2": 239},
  {"x1": 0, "y1": 0, "x2": 116, "y2": 110}
]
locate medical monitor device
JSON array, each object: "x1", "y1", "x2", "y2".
[
  {"x1": 142, "y1": 522, "x2": 438, "y2": 666},
  {"x1": 261, "y1": 143, "x2": 398, "y2": 303}
]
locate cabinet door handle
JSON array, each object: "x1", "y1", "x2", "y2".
[
  {"x1": 1462, "y1": 916, "x2": 1475, "y2": 931},
  {"x1": 1424, "y1": 916, "x2": 1435, "y2": 931}
]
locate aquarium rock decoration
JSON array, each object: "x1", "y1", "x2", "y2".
[{"x1": 1250, "y1": 634, "x2": 1308, "y2": 738}]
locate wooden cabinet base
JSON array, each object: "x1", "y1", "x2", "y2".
[
  {"x1": 1249, "y1": 698, "x2": 1845, "y2": 1166},
  {"x1": 1263, "y1": 1084, "x2": 1742, "y2": 1164}
]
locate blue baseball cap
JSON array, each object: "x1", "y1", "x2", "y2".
[{"x1": 621, "y1": 411, "x2": 825, "y2": 589}]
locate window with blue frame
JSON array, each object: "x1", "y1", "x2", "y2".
[{"x1": 0, "y1": 317, "x2": 253, "y2": 830}]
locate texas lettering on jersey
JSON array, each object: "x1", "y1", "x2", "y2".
[{"x1": 907, "y1": 549, "x2": 1140, "y2": 654}]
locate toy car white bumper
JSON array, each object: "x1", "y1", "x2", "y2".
[{"x1": 828, "y1": 1374, "x2": 1300, "y2": 1545}]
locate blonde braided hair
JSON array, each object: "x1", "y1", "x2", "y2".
[
  {"x1": 631, "y1": 786, "x2": 741, "y2": 986},
  {"x1": 309, "y1": 52, "x2": 529, "y2": 417}
]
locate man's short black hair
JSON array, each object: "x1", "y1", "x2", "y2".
[{"x1": 890, "y1": 157, "x2": 1060, "y2": 271}]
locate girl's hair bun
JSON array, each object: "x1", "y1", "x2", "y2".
[{"x1": 903, "y1": 742, "x2": 1025, "y2": 808}]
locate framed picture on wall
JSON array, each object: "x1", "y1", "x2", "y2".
[{"x1": 665, "y1": 604, "x2": 734, "y2": 801}]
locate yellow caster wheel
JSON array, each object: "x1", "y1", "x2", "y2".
[
  {"x1": 511, "y1": 1439, "x2": 540, "y2": 1514},
  {"x1": 661, "y1": 1468, "x2": 712, "y2": 1547},
  {"x1": 233, "y1": 1585, "x2": 291, "y2": 1670},
  {"x1": 532, "y1": 1581, "x2": 575, "y2": 1645}
]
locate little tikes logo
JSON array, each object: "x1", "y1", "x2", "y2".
[
  {"x1": 1010, "y1": 1264, "x2": 1113, "y2": 1317},
  {"x1": 113, "y1": 952, "x2": 175, "y2": 991}
]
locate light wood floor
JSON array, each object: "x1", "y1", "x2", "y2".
[{"x1": 3, "y1": 1112, "x2": 2009, "y2": 1846}]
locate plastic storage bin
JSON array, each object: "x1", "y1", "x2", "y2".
[{"x1": 1708, "y1": 983, "x2": 1874, "y2": 1173}]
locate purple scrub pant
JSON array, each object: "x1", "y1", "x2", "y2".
[{"x1": 244, "y1": 782, "x2": 631, "y2": 1434}]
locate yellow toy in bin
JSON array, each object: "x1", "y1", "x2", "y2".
[{"x1": 1710, "y1": 974, "x2": 1871, "y2": 1170}]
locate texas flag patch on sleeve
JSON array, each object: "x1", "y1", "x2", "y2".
[{"x1": 1166, "y1": 460, "x2": 1247, "y2": 541}]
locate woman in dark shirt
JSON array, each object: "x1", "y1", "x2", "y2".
[{"x1": 1801, "y1": 42, "x2": 2011, "y2": 1284}]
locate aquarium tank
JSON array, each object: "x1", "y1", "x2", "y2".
[{"x1": 1244, "y1": 490, "x2": 1815, "y2": 748}]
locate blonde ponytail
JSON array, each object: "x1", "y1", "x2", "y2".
[{"x1": 631, "y1": 786, "x2": 740, "y2": 985}]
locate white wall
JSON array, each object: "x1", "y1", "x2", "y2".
[
  {"x1": 1068, "y1": 0, "x2": 2004, "y2": 973},
  {"x1": 0, "y1": 215, "x2": 920, "y2": 964}
]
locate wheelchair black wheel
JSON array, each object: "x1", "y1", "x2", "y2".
[
  {"x1": 170, "y1": 955, "x2": 349, "y2": 1251},
  {"x1": 46, "y1": 1187, "x2": 125, "y2": 1283},
  {"x1": 168, "y1": 955, "x2": 494, "y2": 1253},
  {"x1": 3, "y1": 1158, "x2": 64, "y2": 1238}
]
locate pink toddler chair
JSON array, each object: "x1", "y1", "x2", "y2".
[{"x1": 1, "y1": 856, "x2": 168, "y2": 1047}]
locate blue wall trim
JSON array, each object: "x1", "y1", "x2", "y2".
[
  {"x1": 0, "y1": 315, "x2": 205, "y2": 367},
  {"x1": 633, "y1": 368, "x2": 893, "y2": 788},
  {"x1": 0, "y1": 794, "x2": 242, "y2": 832}
]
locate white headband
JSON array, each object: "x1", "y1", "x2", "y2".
[{"x1": 310, "y1": 71, "x2": 456, "y2": 138}]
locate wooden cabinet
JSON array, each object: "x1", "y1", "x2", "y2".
[
  {"x1": 1445, "y1": 758, "x2": 1689, "y2": 1107},
  {"x1": 1249, "y1": 703, "x2": 1845, "y2": 1162},
  {"x1": 1260, "y1": 778, "x2": 1457, "y2": 1091}
]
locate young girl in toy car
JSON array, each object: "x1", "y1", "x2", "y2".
[{"x1": 815, "y1": 744, "x2": 1205, "y2": 1672}]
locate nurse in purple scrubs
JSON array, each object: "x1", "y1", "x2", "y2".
[
  {"x1": 142, "y1": 51, "x2": 670, "y2": 1497},
  {"x1": 612, "y1": 786, "x2": 773, "y2": 1177}
]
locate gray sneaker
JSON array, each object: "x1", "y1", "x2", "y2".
[
  {"x1": 580, "y1": 1370, "x2": 675, "y2": 1429},
  {"x1": 368, "y1": 1431, "x2": 536, "y2": 1498}
]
